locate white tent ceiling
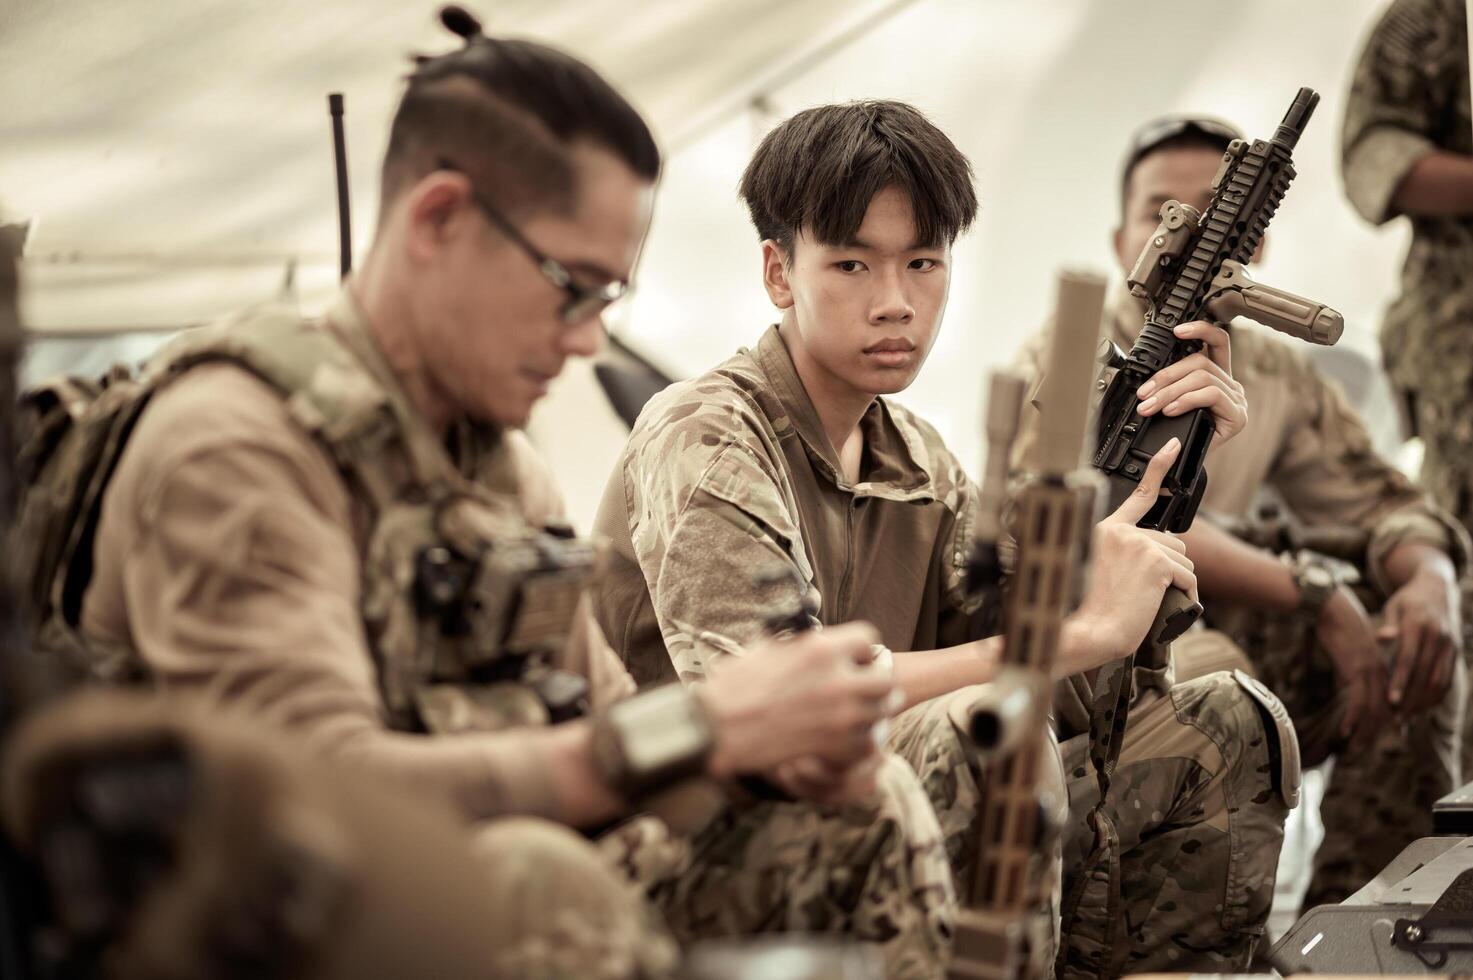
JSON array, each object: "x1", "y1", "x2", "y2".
[{"x1": 1, "y1": 0, "x2": 916, "y2": 333}]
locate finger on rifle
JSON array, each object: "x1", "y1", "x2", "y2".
[
  {"x1": 1168, "y1": 561, "x2": 1199, "y2": 604},
  {"x1": 1159, "y1": 385, "x2": 1235, "y2": 419},
  {"x1": 1148, "y1": 366, "x2": 1233, "y2": 410},
  {"x1": 1138, "y1": 528, "x2": 1187, "y2": 554},
  {"x1": 1109, "y1": 437, "x2": 1180, "y2": 525},
  {"x1": 1172, "y1": 320, "x2": 1233, "y2": 375},
  {"x1": 1139, "y1": 352, "x2": 1232, "y2": 400}
]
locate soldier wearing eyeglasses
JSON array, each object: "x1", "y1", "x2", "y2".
[{"x1": 13, "y1": 10, "x2": 958, "y2": 977}]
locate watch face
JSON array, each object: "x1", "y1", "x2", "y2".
[{"x1": 1305, "y1": 566, "x2": 1334, "y2": 589}]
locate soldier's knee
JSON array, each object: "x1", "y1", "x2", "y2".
[
  {"x1": 471, "y1": 818, "x2": 678, "y2": 979},
  {"x1": 1173, "y1": 670, "x2": 1300, "y2": 811},
  {"x1": 473, "y1": 817, "x2": 629, "y2": 900}
]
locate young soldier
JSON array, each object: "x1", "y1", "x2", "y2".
[
  {"x1": 592, "y1": 100, "x2": 1289, "y2": 976},
  {"x1": 29, "y1": 16, "x2": 956, "y2": 977},
  {"x1": 1012, "y1": 115, "x2": 1468, "y2": 911}
]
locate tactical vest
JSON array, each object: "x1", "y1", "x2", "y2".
[{"x1": 13, "y1": 306, "x2": 593, "y2": 735}]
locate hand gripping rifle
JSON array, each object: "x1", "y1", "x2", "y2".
[
  {"x1": 948, "y1": 270, "x2": 1107, "y2": 980},
  {"x1": 1096, "y1": 87, "x2": 1344, "y2": 646}
]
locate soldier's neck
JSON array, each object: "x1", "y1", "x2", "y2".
[
  {"x1": 352, "y1": 250, "x2": 457, "y2": 438},
  {"x1": 777, "y1": 316, "x2": 872, "y2": 484}
]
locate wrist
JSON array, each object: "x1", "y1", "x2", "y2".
[
  {"x1": 590, "y1": 685, "x2": 715, "y2": 799},
  {"x1": 1057, "y1": 611, "x2": 1123, "y2": 677},
  {"x1": 692, "y1": 686, "x2": 737, "y2": 780}
]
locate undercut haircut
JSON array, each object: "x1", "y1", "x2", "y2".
[
  {"x1": 738, "y1": 100, "x2": 978, "y2": 254},
  {"x1": 379, "y1": 27, "x2": 660, "y2": 223}
]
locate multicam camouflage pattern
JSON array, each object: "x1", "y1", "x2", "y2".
[
  {"x1": 599, "y1": 322, "x2": 1292, "y2": 978},
  {"x1": 592, "y1": 324, "x2": 987, "y2": 691},
  {"x1": 1342, "y1": 0, "x2": 1473, "y2": 532},
  {"x1": 1056, "y1": 672, "x2": 1289, "y2": 976},
  {"x1": 471, "y1": 819, "x2": 682, "y2": 980},
  {"x1": 1017, "y1": 288, "x2": 1470, "y2": 912},
  {"x1": 887, "y1": 688, "x2": 1067, "y2": 979},
  {"x1": 606, "y1": 755, "x2": 956, "y2": 980},
  {"x1": 1180, "y1": 605, "x2": 1467, "y2": 910}
]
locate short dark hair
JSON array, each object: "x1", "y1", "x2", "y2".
[
  {"x1": 738, "y1": 100, "x2": 978, "y2": 254},
  {"x1": 1118, "y1": 116, "x2": 1240, "y2": 215},
  {"x1": 380, "y1": 10, "x2": 659, "y2": 221}
]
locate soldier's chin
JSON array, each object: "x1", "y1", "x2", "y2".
[{"x1": 858, "y1": 366, "x2": 919, "y2": 396}]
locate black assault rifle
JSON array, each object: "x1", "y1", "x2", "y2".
[{"x1": 1095, "y1": 87, "x2": 1345, "y2": 644}]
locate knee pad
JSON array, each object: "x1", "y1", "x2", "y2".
[{"x1": 1231, "y1": 669, "x2": 1301, "y2": 809}]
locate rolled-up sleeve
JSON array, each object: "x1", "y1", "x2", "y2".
[
  {"x1": 1342, "y1": 0, "x2": 1443, "y2": 224},
  {"x1": 1268, "y1": 353, "x2": 1470, "y2": 593}
]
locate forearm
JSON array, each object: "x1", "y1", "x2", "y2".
[
  {"x1": 1382, "y1": 540, "x2": 1457, "y2": 591},
  {"x1": 1180, "y1": 522, "x2": 1300, "y2": 612},
  {"x1": 891, "y1": 639, "x2": 1001, "y2": 711},
  {"x1": 1391, "y1": 151, "x2": 1473, "y2": 218}
]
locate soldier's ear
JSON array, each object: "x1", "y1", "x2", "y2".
[
  {"x1": 404, "y1": 173, "x2": 474, "y2": 263},
  {"x1": 760, "y1": 240, "x2": 795, "y2": 310},
  {"x1": 1111, "y1": 225, "x2": 1129, "y2": 272}
]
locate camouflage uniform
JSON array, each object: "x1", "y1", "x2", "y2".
[
  {"x1": 1013, "y1": 290, "x2": 1469, "y2": 910},
  {"x1": 1342, "y1": 0, "x2": 1473, "y2": 533},
  {"x1": 53, "y1": 293, "x2": 953, "y2": 978},
  {"x1": 592, "y1": 323, "x2": 1291, "y2": 976}
]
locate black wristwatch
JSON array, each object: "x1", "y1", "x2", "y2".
[{"x1": 590, "y1": 684, "x2": 715, "y2": 801}]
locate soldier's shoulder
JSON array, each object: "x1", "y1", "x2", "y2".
[
  {"x1": 623, "y1": 352, "x2": 781, "y2": 483},
  {"x1": 1364, "y1": 0, "x2": 1463, "y2": 62},
  {"x1": 629, "y1": 354, "x2": 770, "y2": 446}
]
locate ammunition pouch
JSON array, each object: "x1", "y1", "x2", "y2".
[{"x1": 18, "y1": 309, "x2": 594, "y2": 739}]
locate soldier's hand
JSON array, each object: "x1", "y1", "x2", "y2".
[
  {"x1": 1134, "y1": 321, "x2": 1248, "y2": 444},
  {"x1": 700, "y1": 622, "x2": 898, "y2": 778},
  {"x1": 768, "y1": 753, "x2": 883, "y2": 806},
  {"x1": 1061, "y1": 439, "x2": 1197, "y2": 675},
  {"x1": 1379, "y1": 567, "x2": 1462, "y2": 716},
  {"x1": 1317, "y1": 586, "x2": 1393, "y2": 751}
]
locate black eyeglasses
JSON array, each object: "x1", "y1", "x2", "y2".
[{"x1": 438, "y1": 158, "x2": 629, "y2": 324}]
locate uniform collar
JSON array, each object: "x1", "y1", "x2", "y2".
[{"x1": 752, "y1": 325, "x2": 935, "y2": 500}]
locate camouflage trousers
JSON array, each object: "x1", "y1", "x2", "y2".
[
  {"x1": 1176, "y1": 618, "x2": 1466, "y2": 910},
  {"x1": 600, "y1": 753, "x2": 956, "y2": 980},
  {"x1": 887, "y1": 687, "x2": 1068, "y2": 979},
  {"x1": 1057, "y1": 672, "x2": 1291, "y2": 978}
]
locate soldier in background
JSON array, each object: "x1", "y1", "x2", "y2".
[
  {"x1": 1343, "y1": 0, "x2": 1473, "y2": 540},
  {"x1": 1012, "y1": 114, "x2": 1468, "y2": 912},
  {"x1": 7, "y1": 12, "x2": 958, "y2": 977}
]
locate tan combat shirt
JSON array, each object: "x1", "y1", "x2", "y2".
[
  {"x1": 82, "y1": 291, "x2": 635, "y2": 823},
  {"x1": 1342, "y1": 0, "x2": 1473, "y2": 505},
  {"x1": 591, "y1": 325, "x2": 989, "y2": 688},
  {"x1": 1012, "y1": 288, "x2": 1469, "y2": 597}
]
